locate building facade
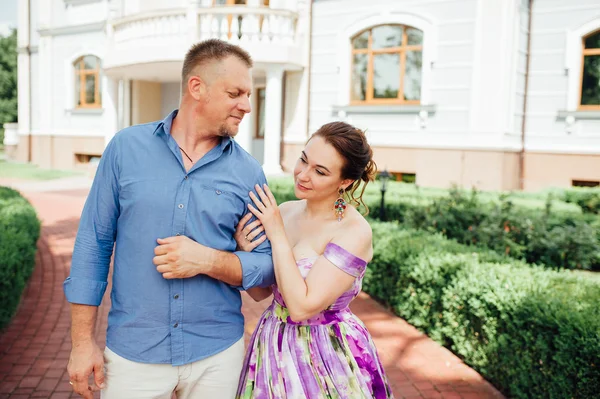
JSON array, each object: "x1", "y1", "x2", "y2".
[{"x1": 8, "y1": 0, "x2": 600, "y2": 191}]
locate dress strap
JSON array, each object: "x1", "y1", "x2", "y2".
[{"x1": 323, "y1": 242, "x2": 367, "y2": 278}]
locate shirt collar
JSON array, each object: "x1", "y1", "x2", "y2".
[{"x1": 153, "y1": 109, "x2": 233, "y2": 151}]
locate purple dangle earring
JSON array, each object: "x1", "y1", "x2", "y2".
[{"x1": 334, "y1": 188, "x2": 347, "y2": 222}]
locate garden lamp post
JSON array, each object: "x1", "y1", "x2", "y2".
[{"x1": 379, "y1": 169, "x2": 392, "y2": 221}]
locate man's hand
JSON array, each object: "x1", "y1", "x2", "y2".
[
  {"x1": 67, "y1": 340, "x2": 105, "y2": 398},
  {"x1": 153, "y1": 235, "x2": 212, "y2": 279}
]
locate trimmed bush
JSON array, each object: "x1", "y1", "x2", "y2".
[
  {"x1": 0, "y1": 186, "x2": 41, "y2": 329},
  {"x1": 365, "y1": 222, "x2": 600, "y2": 399},
  {"x1": 268, "y1": 178, "x2": 600, "y2": 270},
  {"x1": 561, "y1": 187, "x2": 600, "y2": 215}
]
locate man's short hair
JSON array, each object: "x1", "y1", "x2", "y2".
[{"x1": 181, "y1": 39, "x2": 253, "y2": 88}]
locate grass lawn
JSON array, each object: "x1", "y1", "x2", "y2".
[{"x1": 0, "y1": 159, "x2": 83, "y2": 180}]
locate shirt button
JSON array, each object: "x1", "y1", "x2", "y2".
[
  {"x1": 184, "y1": 175, "x2": 188, "y2": 180},
  {"x1": 178, "y1": 204, "x2": 184, "y2": 209},
  {"x1": 173, "y1": 294, "x2": 179, "y2": 299},
  {"x1": 215, "y1": 190, "x2": 222, "y2": 195},
  {"x1": 173, "y1": 323, "x2": 178, "y2": 328},
  {"x1": 176, "y1": 233, "x2": 181, "y2": 236}
]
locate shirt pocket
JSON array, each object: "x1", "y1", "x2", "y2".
[{"x1": 196, "y1": 185, "x2": 246, "y2": 240}]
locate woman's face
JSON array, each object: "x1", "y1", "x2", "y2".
[{"x1": 293, "y1": 136, "x2": 352, "y2": 201}]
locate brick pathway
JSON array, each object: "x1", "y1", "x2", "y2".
[{"x1": 0, "y1": 186, "x2": 504, "y2": 399}]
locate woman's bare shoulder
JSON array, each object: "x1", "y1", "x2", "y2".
[
  {"x1": 278, "y1": 199, "x2": 304, "y2": 217},
  {"x1": 340, "y1": 207, "x2": 373, "y2": 240}
]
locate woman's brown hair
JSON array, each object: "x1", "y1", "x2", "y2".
[{"x1": 309, "y1": 121, "x2": 377, "y2": 214}]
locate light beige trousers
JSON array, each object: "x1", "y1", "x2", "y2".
[{"x1": 101, "y1": 338, "x2": 244, "y2": 399}]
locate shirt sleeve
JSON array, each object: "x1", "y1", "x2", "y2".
[
  {"x1": 63, "y1": 135, "x2": 121, "y2": 306},
  {"x1": 233, "y1": 169, "x2": 275, "y2": 290}
]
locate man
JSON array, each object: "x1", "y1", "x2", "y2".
[{"x1": 64, "y1": 39, "x2": 274, "y2": 399}]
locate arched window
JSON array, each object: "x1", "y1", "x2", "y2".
[
  {"x1": 350, "y1": 24, "x2": 423, "y2": 104},
  {"x1": 580, "y1": 29, "x2": 600, "y2": 109},
  {"x1": 74, "y1": 55, "x2": 101, "y2": 108}
]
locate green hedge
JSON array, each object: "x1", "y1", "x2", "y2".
[
  {"x1": 364, "y1": 222, "x2": 600, "y2": 399},
  {"x1": 268, "y1": 178, "x2": 600, "y2": 270},
  {"x1": 561, "y1": 187, "x2": 600, "y2": 215},
  {"x1": 0, "y1": 187, "x2": 41, "y2": 329}
]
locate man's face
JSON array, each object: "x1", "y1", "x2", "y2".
[{"x1": 200, "y1": 56, "x2": 252, "y2": 137}]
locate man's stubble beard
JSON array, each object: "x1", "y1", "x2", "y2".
[{"x1": 218, "y1": 123, "x2": 238, "y2": 138}]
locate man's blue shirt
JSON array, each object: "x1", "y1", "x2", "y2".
[{"x1": 64, "y1": 110, "x2": 274, "y2": 366}]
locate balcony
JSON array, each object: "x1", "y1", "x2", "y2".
[{"x1": 103, "y1": 2, "x2": 303, "y2": 80}]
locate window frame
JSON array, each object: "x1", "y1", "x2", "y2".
[
  {"x1": 578, "y1": 29, "x2": 600, "y2": 110},
  {"x1": 73, "y1": 55, "x2": 102, "y2": 109},
  {"x1": 350, "y1": 24, "x2": 423, "y2": 105},
  {"x1": 255, "y1": 86, "x2": 266, "y2": 139},
  {"x1": 336, "y1": 13, "x2": 436, "y2": 108}
]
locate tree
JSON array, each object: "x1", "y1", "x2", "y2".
[{"x1": 0, "y1": 28, "x2": 18, "y2": 144}]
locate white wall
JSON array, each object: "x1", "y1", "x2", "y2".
[
  {"x1": 161, "y1": 82, "x2": 180, "y2": 117},
  {"x1": 46, "y1": 30, "x2": 108, "y2": 137},
  {"x1": 512, "y1": 0, "x2": 530, "y2": 137},
  {"x1": 283, "y1": 71, "x2": 308, "y2": 139},
  {"x1": 309, "y1": 0, "x2": 482, "y2": 150},
  {"x1": 525, "y1": 0, "x2": 600, "y2": 154},
  {"x1": 131, "y1": 81, "x2": 162, "y2": 124},
  {"x1": 52, "y1": 0, "x2": 108, "y2": 27}
]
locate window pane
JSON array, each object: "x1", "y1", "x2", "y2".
[
  {"x1": 351, "y1": 53, "x2": 368, "y2": 101},
  {"x1": 373, "y1": 53, "x2": 400, "y2": 99},
  {"x1": 584, "y1": 31, "x2": 600, "y2": 49},
  {"x1": 581, "y1": 55, "x2": 600, "y2": 106},
  {"x1": 74, "y1": 58, "x2": 84, "y2": 70},
  {"x1": 83, "y1": 55, "x2": 98, "y2": 70},
  {"x1": 372, "y1": 25, "x2": 402, "y2": 49},
  {"x1": 75, "y1": 74, "x2": 81, "y2": 106},
  {"x1": 407, "y1": 28, "x2": 423, "y2": 46},
  {"x1": 404, "y1": 51, "x2": 422, "y2": 101},
  {"x1": 85, "y1": 74, "x2": 96, "y2": 104},
  {"x1": 352, "y1": 30, "x2": 369, "y2": 50}
]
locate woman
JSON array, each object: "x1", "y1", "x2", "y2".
[{"x1": 233, "y1": 121, "x2": 394, "y2": 399}]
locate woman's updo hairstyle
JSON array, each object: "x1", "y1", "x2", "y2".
[{"x1": 309, "y1": 121, "x2": 377, "y2": 214}]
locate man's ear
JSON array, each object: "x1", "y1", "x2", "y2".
[{"x1": 187, "y1": 75, "x2": 207, "y2": 101}]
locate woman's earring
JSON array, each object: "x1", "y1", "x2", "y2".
[{"x1": 334, "y1": 188, "x2": 346, "y2": 222}]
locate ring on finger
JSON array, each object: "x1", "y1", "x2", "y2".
[
  {"x1": 245, "y1": 234, "x2": 251, "y2": 241},
  {"x1": 69, "y1": 381, "x2": 73, "y2": 385}
]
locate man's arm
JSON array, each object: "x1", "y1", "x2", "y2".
[
  {"x1": 153, "y1": 234, "x2": 274, "y2": 289},
  {"x1": 67, "y1": 305, "x2": 105, "y2": 398},
  {"x1": 153, "y1": 170, "x2": 275, "y2": 289},
  {"x1": 64, "y1": 136, "x2": 120, "y2": 397},
  {"x1": 233, "y1": 170, "x2": 275, "y2": 289}
]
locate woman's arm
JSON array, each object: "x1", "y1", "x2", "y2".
[
  {"x1": 233, "y1": 209, "x2": 272, "y2": 302},
  {"x1": 247, "y1": 185, "x2": 372, "y2": 322}
]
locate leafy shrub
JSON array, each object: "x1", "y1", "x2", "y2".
[
  {"x1": 0, "y1": 186, "x2": 40, "y2": 329},
  {"x1": 365, "y1": 222, "x2": 600, "y2": 399},
  {"x1": 561, "y1": 187, "x2": 600, "y2": 214},
  {"x1": 269, "y1": 179, "x2": 600, "y2": 270}
]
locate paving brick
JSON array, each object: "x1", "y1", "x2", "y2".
[{"x1": 0, "y1": 186, "x2": 505, "y2": 399}]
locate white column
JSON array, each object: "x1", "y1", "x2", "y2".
[
  {"x1": 120, "y1": 79, "x2": 132, "y2": 128},
  {"x1": 469, "y1": 0, "x2": 520, "y2": 135},
  {"x1": 104, "y1": 77, "x2": 119, "y2": 146},
  {"x1": 187, "y1": 0, "x2": 199, "y2": 43},
  {"x1": 17, "y1": 0, "x2": 30, "y2": 143},
  {"x1": 236, "y1": 110, "x2": 253, "y2": 154},
  {"x1": 235, "y1": 77, "x2": 254, "y2": 153},
  {"x1": 262, "y1": 66, "x2": 284, "y2": 175},
  {"x1": 38, "y1": 35, "x2": 53, "y2": 135}
]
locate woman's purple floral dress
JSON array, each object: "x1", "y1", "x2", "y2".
[{"x1": 236, "y1": 242, "x2": 394, "y2": 398}]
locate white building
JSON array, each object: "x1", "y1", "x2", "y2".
[{"x1": 8, "y1": 0, "x2": 600, "y2": 191}]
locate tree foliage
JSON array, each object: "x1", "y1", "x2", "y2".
[{"x1": 0, "y1": 29, "x2": 18, "y2": 130}]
